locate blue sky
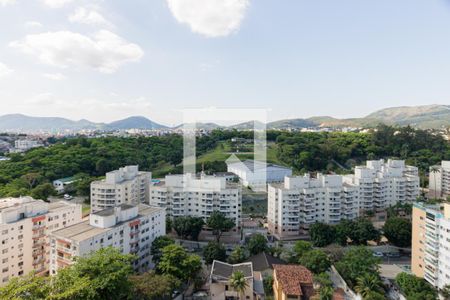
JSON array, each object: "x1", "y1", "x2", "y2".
[{"x1": 0, "y1": 0, "x2": 449, "y2": 126}]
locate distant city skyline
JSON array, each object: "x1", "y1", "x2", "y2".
[{"x1": 1, "y1": 1, "x2": 450, "y2": 126}]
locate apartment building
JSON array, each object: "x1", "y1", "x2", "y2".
[
  {"x1": 150, "y1": 173, "x2": 241, "y2": 226},
  {"x1": 91, "y1": 166, "x2": 151, "y2": 213},
  {"x1": 49, "y1": 203, "x2": 165, "y2": 275},
  {"x1": 0, "y1": 197, "x2": 82, "y2": 285},
  {"x1": 429, "y1": 161, "x2": 450, "y2": 200},
  {"x1": 344, "y1": 159, "x2": 420, "y2": 211},
  {"x1": 411, "y1": 202, "x2": 450, "y2": 289},
  {"x1": 10, "y1": 139, "x2": 43, "y2": 153},
  {"x1": 268, "y1": 174, "x2": 359, "y2": 240}
]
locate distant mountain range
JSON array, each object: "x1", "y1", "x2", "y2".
[{"x1": 0, "y1": 104, "x2": 449, "y2": 133}]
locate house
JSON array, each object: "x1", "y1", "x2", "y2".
[
  {"x1": 272, "y1": 264, "x2": 315, "y2": 300},
  {"x1": 209, "y1": 260, "x2": 265, "y2": 300},
  {"x1": 53, "y1": 177, "x2": 78, "y2": 194},
  {"x1": 244, "y1": 252, "x2": 286, "y2": 277}
]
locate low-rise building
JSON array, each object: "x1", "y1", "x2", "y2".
[
  {"x1": 429, "y1": 161, "x2": 450, "y2": 200},
  {"x1": 268, "y1": 174, "x2": 359, "y2": 240},
  {"x1": 150, "y1": 173, "x2": 241, "y2": 227},
  {"x1": 209, "y1": 260, "x2": 265, "y2": 300},
  {"x1": 0, "y1": 197, "x2": 82, "y2": 285},
  {"x1": 227, "y1": 159, "x2": 292, "y2": 191},
  {"x1": 90, "y1": 166, "x2": 151, "y2": 213},
  {"x1": 53, "y1": 176, "x2": 78, "y2": 194},
  {"x1": 49, "y1": 203, "x2": 165, "y2": 275},
  {"x1": 411, "y1": 202, "x2": 450, "y2": 289},
  {"x1": 272, "y1": 264, "x2": 315, "y2": 300}
]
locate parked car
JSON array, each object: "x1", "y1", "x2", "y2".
[
  {"x1": 64, "y1": 194, "x2": 73, "y2": 200},
  {"x1": 373, "y1": 251, "x2": 384, "y2": 257}
]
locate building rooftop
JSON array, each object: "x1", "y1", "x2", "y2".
[
  {"x1": 211, "y1": 261, "x2": 253, "y2": 280},
  {"x1": 244, "y1": 252, "x2": 286, "y2": 272},
  {"x1": 273, "y1": 264, "x2": 314, "y2": 297},
  {"x1": 228, "y1": 159, "x2": 291, "y2": 172},
  {"x1": 92, "y1": 203, "x2": 135, "y2": 217},
  {"x1": 55, "y1": 176, "x2": 77, "y2": 183},
  {"x1": 52, "y1": 204, "x2": 163, "y2": 242}
]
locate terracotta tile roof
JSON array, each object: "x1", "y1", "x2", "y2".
[
  {"x1": 333, "y1": 288, "x2": 345, "y2": 300},
  {"x1": 273, "y1": 264, "x2": 314, "y2": 296}
]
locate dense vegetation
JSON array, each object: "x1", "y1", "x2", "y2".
[
  {"x1": 0, "y1": 125, "x2": 448, "y2": 198},
  {"x1": 395, "y1": 272, "x2": 437, "y2": 300}
]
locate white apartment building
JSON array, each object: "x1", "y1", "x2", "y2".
[
  {"x1": 0, "y1": 197, "x2": 82, "y2": 285},
  {"x1": 91, "y1": 166, "x2": 151, "y2": 213},
  {"x1": 429, "y1": 161, "x2": 450, "y2": 200},
  {"x1": 49, "y1": 203, "x2": 165, "y2": 274},
  {"x1": 412, "y1": 202, "x2": 450, "y2": 290},
  {"x1": 344, "y1": 159, "x2": 420, "y2": 211},
  {"x1": 150, "y1": 173, "x2": 241, "y2": 227},
  {"x1": 268, "y1": 174, "x2": 359, "y2": 240},
  {"x1": 227, "y1": 160, "x2": 292, "y2": 191},
  {"x1": 10, "y1": 139, "x2": 43, "y2": 153}
]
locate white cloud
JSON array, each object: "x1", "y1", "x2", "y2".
[
  {"x1": 166, "y1": 0, "x2": 249, "y2": 37},
  {"x1": 10, "y1": 30, "x2": 144, "y2": 73},
  {"x1": 24, "y1": 21, "x2": 44, "y2": 28},
  {"x1": 41, "y1": 0, "x2": 73, "y2": 8},
  {"x1": 43, "y1": 73, "x2": 65, "y2": 80},
  {"x1": 25, "y1": 92, "x2": 57, "y2": 105},
  {"x1": 69, "y1": 6, "x2": 112, "y2": 27},
  {"x1": 0, "y1": 0, "x2": 16, "y2": 6},
  {"x1": 0, "y1": 62, "x2": 13, "y2": 77}
]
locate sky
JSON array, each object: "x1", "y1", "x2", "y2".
[{"x1": 0, "y1": 0, "x2": 450, "y2": 126}]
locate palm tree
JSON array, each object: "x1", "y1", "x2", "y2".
[
  {"x1": 430, "y1": 166, "x2": 441, "y2": 200},
  {"x1": 229, "y1": 270, "x2": 248, "y2": 300},
  {"x1": 354, "y1": 273, "x2": 384, "y2": 299},
  {"x1": 319, "y1": 286, "x2": 334, "y2": 300}
]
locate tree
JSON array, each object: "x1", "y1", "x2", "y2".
[
  {"x1": 354, "y1": 273, "x2": 384, "y2": 299},
  {"x1": 51, "y1": 247, "x2": 135, "y2": 300},
  {"x1": 309, "y1": 223, "x2": 335, "y2": 247},
  {"x1": 20, "y1": 172, "x2": 42, "y2": 190},
  {"x1": 247, "y1": 234, "x2": 268, "y2": 255},
  {"x1": 0, "y1": 272, "x2": 50, "y2": 300},
  {"x1": 31, "y1": 183, "x2": 56, "y2": 200},
  {"x1": 130, "y1": 271, "x2": 180, "y2": 300},
  {"x1": 395, "y1": 272, "x2": 437, "y2": 300},
  {"x1": 173, "y1": 216, "x2": 204, "y2": 240},
  {"x1": 229, "y1": 271, "x2": 249, "y2": 300},
  {"x1": 150, "y1": 236, "x2": 175, "y2": 266},
  {"x1": 383, "y1": 217, "x2": 412, "y2": 247},
  {"x1": 206, "y1": 211, "x2": 235, "y2": 242},
  {"x1": 157, "y1": 244, "x2": 202, "y2": 283},
  {"x1": 228, "y1": 246, "x2": 247, "y2": 264},
  {"x1": 441, "y1": 284, "x2": 450, "y2": 300},
  {"x1": 335, "y1": 247, "x2": 381, "y2": 287},
  {"x1": 263, "y1": 275, "x2": 274, "y2": 297},
  {"x1": 166, "y1": 218, "x2": 173, "y2": 233},
  {"x1": 203, "y1": 242, "x2": 227, "y2": 265},
  {"x1": 350, "y1": 219, "x2": 380, "y2": 245},
  {"x1": 298, "y1": 249, "x2": 331, "y2": 274},
  {"x1": 319, "y1": 286, "x2": 334, "y2": 300},
  {"x1": 430, "y1": 166, "x2": 441, "y2": 199},
  {"x1": 290, "y1": 240, "x2": 313, "y2": 262}
]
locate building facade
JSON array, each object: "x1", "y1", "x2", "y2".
[
  {"x1": 411, "y1": 202, "x2": 450, "y2": 289},
  {"x1": 429, "y1": 161, "x2": 450, "y2": 200},
  {"x1": 227, "y1": 159, "x2": 292, "y2": 191},
  {"x1": 344, "y1": 159, "x2": 420, "y2": 211},
  {"x1": 150, "y1": 173, "x2": 241, "y2": 227},
  {"x1": 49, "y1": 203, "x2": 165, "y2": 275},
  {"x1": 0, "y1": 197, "x2": 82, "y2": 285},
  {"x1": 90, "y1": 166, "x2": 151, "y2": 213},
  {"x1": 268, "y1": 174, "x2": 359, "y2": 240}
]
